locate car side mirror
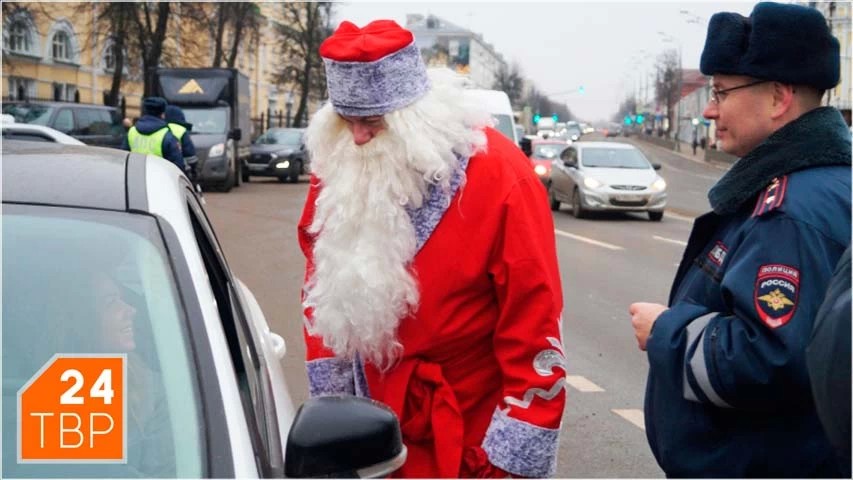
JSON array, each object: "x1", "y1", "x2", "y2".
[
  {"x1": 563, "y1": 158, "x2": 576, "y2": 168},
  {"x1": 229, "y1": 128, "x2": 242, "y2": 141},
  {"x1": 652, "y1": 163, "x2": 662, "y2": 170},
  {"x1": 285, "y1": 396, "x2": 406, "y2": 478},
  {"x1": 519, "y1": 137, "x2": 532, "y2": 157}
]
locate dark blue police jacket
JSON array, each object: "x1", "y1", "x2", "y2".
[{"x1": 645, "y1": 107, "x2": 851, "y2": 477}]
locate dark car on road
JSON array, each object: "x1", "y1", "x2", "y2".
[
  {"x1": 248, "y1": 128, "x2": 308, "y2": 183},
  {"x1": 2, "y1": 101, "x2": 124, "y2": 148}
]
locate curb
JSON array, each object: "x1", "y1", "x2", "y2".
[{"x1": 633, "y1": 137, "x2": 732, "y2": 171}]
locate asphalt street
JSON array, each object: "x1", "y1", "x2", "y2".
[{"x1": 202, "y1": 133, "x2": 728, "y2": 478}]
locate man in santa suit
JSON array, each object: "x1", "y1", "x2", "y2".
[{"x1": 298, "y1": 19, "x2": 566, "y2": 478}]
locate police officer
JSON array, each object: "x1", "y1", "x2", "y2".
[
  {"x1": 629, "y1": 2, "x2": 850, "y2": 477},
  {"x1": 122, "y1": 97, "x2": 184, "y2": 170},
  {"x1": 164, "y1": 105, "x2": 199, "y2": 184}
]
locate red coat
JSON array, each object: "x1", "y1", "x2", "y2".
[{"x1": 299, "y1": 129, "x2": 566, "y2": 478}]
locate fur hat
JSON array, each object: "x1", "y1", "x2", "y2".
[
  {"x1": 700, "y1": 2, "x2": 840, "y2": 90},
  {"x1": 142, "y1": 96, "x2": 168, "y2": 117},
  {"x1": 319, "y1": 19, "x2": 431, "y2": 117},
  {"x1": 164, "y1": 105, "x2": 192, "y2": 130}
]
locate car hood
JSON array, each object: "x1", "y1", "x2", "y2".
[
  {"x1": 250, "y1": 144, "x2": 298, "y2": 155},
  {"x1": 582, "y1": 167, "x2": 657, "y2": 187}
]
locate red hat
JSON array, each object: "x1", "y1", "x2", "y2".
[{"x1": 320, "y1": 20, "x2": 431, "y2": 117}]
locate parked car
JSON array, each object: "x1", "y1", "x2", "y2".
[
  {"x1": 248, "y1": 128, "x2": 308, "y2": 183},
  {"x1": 548, "y1": 141, "x2": 667, "y2": 221},
  {"x1": 2, "y1": 101, "x2": 124, "y2": 148},
  {"x1": 1, "y1": 141, "x2": 405, "y2": 478},
  {"x1": 529, "y1": 139, "x2": 568, "y2": 186},
  {"x1": 1, "y1": 114, "x2": 84, "y2": 144}
]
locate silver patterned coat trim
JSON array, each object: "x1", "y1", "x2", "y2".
[
  {"x1": 405, "y1": 156, "x2": 469, "y2": 252},
  {"x1": 324, "y1": 41, "x2": 431, "y2": 117},
  {"x1": 503, "y1": 317, "x2": 567, "y2": 413},
  {"x1": 683, "y1": 312, "x2": 732, "y2": 408},
  {"x1": 483, "y1": 407, "x2": 560, "y2": 478}
]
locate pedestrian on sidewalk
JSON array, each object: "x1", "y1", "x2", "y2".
[
  {"x1": 297, "y1": 19, "x2": 565, "y2": 478},
  {"x1": 629, "y1": 2, "x2": 850, "y2": 477},
  {"x1": 691, "y1": 129, "x2": 699, "y2": 155}
]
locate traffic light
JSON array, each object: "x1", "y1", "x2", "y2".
[
  {"x1": 552, "y1": 114, "x2": 558, "y2": 122},
  {"x1": 533, "y1": 113, "x2": 541, "y2": 125},
  {"x1": 636, "y1": 114, "x2": 644, "y2": 124},
  {"x1": 578, "y1": 85, "x2": 585, "y2": 94},
  {"x1": 624, "y1": 115, "x2": 633, "y2": 125}
]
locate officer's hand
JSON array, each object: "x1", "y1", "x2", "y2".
[{"x1": 629, "y1": 302, "x2": 668, "y2": 351}]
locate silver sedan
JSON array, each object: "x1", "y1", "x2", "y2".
[{"x1": 548, "y1": 141, "x2": 667, "y2": 221}]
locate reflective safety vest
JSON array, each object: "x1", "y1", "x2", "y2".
[
  {"x1": 168, "y1": 122, "x2": 187, "y2": 142},
  {"x1": 127, "y1": 126, "x2": 169, "y2": 157}
]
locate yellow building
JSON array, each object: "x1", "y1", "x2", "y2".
[{"x1": 2, "y1": 2, "x2": 307, "y2": 134}]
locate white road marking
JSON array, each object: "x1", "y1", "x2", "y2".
[
  {"x1": 612, "y1": 409, "x2": 646, "y2": 430},
  {"x1": 653, "y1": 235, "x2": 688, "y2": 246},
  {"x1": 565, "y1": 375, "x2": 605, "y2": 392},
  {"x1": 555, "y1": 229, "x2": 624, "y2": 251},
  {"x1": 665, "y1": 210, "x2": 697, "y2": 223}
]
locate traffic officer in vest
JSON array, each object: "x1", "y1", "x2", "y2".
[
  {"x1": 165, "y1": 105, "x2": 198, "y2": 182},
  {"x1": 122, "y1": 96, "x2": 184, "y2": 170}
]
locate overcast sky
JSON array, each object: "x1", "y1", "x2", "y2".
[{"x1": 333, "y1": 1, "x2": 760, "y2": 122}]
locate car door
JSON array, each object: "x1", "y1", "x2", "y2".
[
  {"x1": 184, "y1": 189, "x2": 285, "y2": 477},
  {"x1": 50, "y1": 107, "x2": 74, "y2": 134},
  {"x1": 552, "y1": 146, "x2": 578, "y2": 201}
]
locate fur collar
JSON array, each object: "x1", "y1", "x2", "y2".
[{"x1": 709, "y1": 107, "x2": 851, "y2": 215}]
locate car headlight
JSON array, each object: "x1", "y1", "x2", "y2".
[
  {"x1": 534, "y1": 164, "x2": 548, "y2": 176},
  {"x1": 276, "y1": 160, "x2": 291, "y2": 169},
  {"x1": 209, "y1": 143, "x2": 225, "y2": 157},
  {"x1": 651, "y1": 178, "x2": 667, "y2": 192},
  {"x1": 571, "y1": 134, "x2": 579, "y2": 141},
  {"x1": 584, "y1": 177, "x2": 602, "y2": 189}
]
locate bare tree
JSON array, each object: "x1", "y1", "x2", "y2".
[
  {"x1": 132, "y1": 2, "x2": 171, "y2": 96},
  {"x1": 274, "y1": 2, "x2": 334, "y2": 126},
  {"x1": 524, "y1": 84, "x2": 574, "y2": 124},
  {"x1": 492, "y1": 62, "x2": 525, "y2": 107},
  {"x1": 94, "y1": 4, "x2": 136, "y2": 107},
  {"x1": 654, "y1": 49, "x2": 680, "y2": 138}
]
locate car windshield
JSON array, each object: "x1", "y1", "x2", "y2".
[
  {"x1": 2, "y1": 206, "x2": 204, "y2": 478},
  {"x1": 532, "y1": 144, "x2": 566, "y2": 159},
  {"x1": 182, "y1": 108, "x2": 227, "y2": 134},
  {"x1": 491, "y1": 114, "x2": 516, "y2": 142},
  {"x1": 2, "y1": 104, "x2": 55, "y2": 126},
  {"x1": 254, "y1": 129, "x2": 301, "y2": 146},
  {"x1": 581, "y1": 147, "x2": 650, "y2": 169}
]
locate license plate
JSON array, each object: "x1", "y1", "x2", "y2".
[
  {"x1": 249, "y1": 164, "x2": 267, "y2": 172},
  {"x1": 614, "y1": 194, "x2": 639, "y2": 201}
]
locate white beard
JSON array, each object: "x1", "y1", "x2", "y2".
[{"x1": 303, "y1": 73, "x2": 490, "y2": 369}]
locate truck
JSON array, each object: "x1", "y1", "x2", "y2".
[{"x1": 152, "y1": 68, "x2": 251, "y2": 192}]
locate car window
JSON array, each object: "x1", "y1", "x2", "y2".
[
  {"x1": 182, "y1": 108, "x2": 227, "y2": 134},
  {"x1": 184, "y1": 191, "x2": 283, "y2": 477},
  {"x1": 53, "y1": 108, "x2": 74, "y2": 133},
  {"x1": 254, "y1": 129, "x2": 302, "y2": 146},
  {"x1": 2, "y1": 104, "x2": 55, "y2": 125},
  {"x1": 74, "y1": 108, "x2": 114, "y2": 136},
  {"x1": 581, "y1": 148, "x2": 650, "y2": 169},
  {"x1": 2, "y1": 206, "x2": 204, "y2": 479},
  {"x1": 532, "y1": 144, "x2": 566, "y2": 159},
  {"x1": 2, "y1": 130, "x2": 53, "y2": 142},
  {"x1": 490, "y1": 114, "x2": 515, "y2": 142}
]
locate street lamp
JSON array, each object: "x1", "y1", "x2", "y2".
[
  {"x1": 285, "y1": 91, "x2": 294, "y2": 128},
  {"x1": 658, "y1": 31, "x2": 683, "y2": 152}
]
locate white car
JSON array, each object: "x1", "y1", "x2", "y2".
[
  {"x1": 1, "y1": 141, "x2": 405, "y2": 478},
  {"x1": 1, "y1": 114, "x2": 84, "y2": 145},
  {"x1": 548, "y1": 141, "x2": 667, "y2": 221}
]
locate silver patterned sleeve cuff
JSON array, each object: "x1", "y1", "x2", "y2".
[
  {"x1": 305, "y1": 357, "x2": 355, "y2": 397},
  {"x1": 482, "y1": 407, "x2": 561, "y2": 478}
]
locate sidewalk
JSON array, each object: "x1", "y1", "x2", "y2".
[{"x1": 634, "y1": 136, "x2": 735, "y2": 171}]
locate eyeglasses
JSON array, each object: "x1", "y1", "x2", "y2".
[{"x1": 709, "y1": 80, "x2": 769, "y2": 104}]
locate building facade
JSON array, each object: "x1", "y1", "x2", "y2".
[
  {"x1": 2, "y1": 3, "x2": 304, "y2": 135},
  {"x1": 405, "y1": 14, "x2": 506, "y2": 90}
]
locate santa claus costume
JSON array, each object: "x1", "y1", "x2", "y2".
[{"x1": 298, "y1": 19, "x2": 566, "y2": 478}]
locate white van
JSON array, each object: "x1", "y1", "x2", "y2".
[{"x1": 464, "y1": 89, "x2": 519, "y2": 144}]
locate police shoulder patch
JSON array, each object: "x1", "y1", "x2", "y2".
[
  {"x1": 752, "y1": 176, "x2": 789, "y2": 217},
  {"x1": 754, "y1": 263, "x2": 800, "y2": 328}
]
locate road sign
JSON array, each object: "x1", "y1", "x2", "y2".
[{"x1": 19, "y1": 355, "x2": 126, "y2": 462}]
